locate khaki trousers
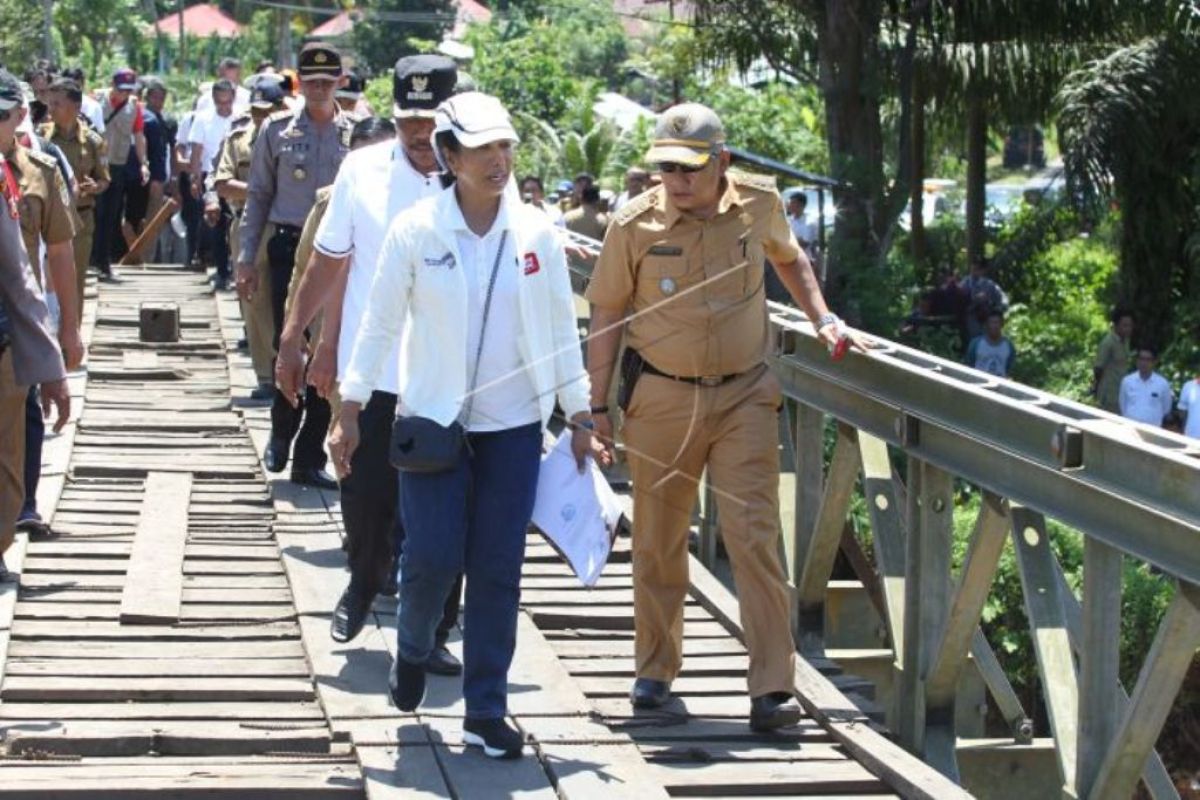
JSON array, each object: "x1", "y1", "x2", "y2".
[
  {"x1": 72, "y1": 208, "x2": 95, "y2": 326},
  {"x1": 0, "y1": 352, "x2": 27, "y2": 554},
  {"x1": 236, "y1": 218, "x2": 275, "y2": 384},
  {"x1": 622, "y1": 364, "x2": 796, "y2": 697}
]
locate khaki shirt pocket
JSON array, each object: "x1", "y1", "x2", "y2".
[{"x1": 636, "y1": 252, "x2": 694, "y2": 304}]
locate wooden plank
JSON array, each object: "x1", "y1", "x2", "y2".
[
  {"x1": 687, "y1": 553, "x2": 974, "y2": 800},
  {"x1": 516, "y1": 716, "x2": 671, "y2": 800},
  {"x1": 434, "y1": 743, "x2": 558, "y2": 799},
  {"x1": 356, "y1": 744, "x2": 452, "y2": 800},
  {"x1": 8, "y1": 621, "x2": 297, "y2": 640},
  {"x1": 0, "y1": 761, "x2": 360, "y2": 798},
  {"x1": 576, "y1": 675, "x2": 752, "y2": 697},
  {"x1": 644, "y1": 760, "x2": 888, "y2": 794},
  {"x1": 0, "y1": 701, "x2": 326, "y2": 720},
  {"x1": 5, "y1": 720, "x2": 332, "y2": 758},
  {"x1": 529, "y1": 604, "x2": 708, "y2": 630},
  {"x1": 6, "y1": 639, "x2": 306, "y2": 660},
  {"x1": 0, "y1": 676, "x2": 313, "y2": 702},
  {"x1": 4, "y1": 658, "x2": 310, "y2": 677},
  {"x1": 857, "y1": 432, "x2": 907, "y2": 659},
  {"x1": 15, "y1": 603, "x2": 294, "y2": 621},
  {"x1": 550, "y1": 637, "x2": 746, "y2": 659},
  {"x1": 563, "y1": 654, "x2": 748, "y2": 676},
  {"x1": 797, "y1": 424, "x2": 860, "y2": 618}
]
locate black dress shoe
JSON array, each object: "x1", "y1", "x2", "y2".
[
  {"x1": 291, "y1": 467, "x2": 338, "y2": 490},
  {"x1": 249, "y1": 383, "x2": 274, "y2": 401},
  {"x1": 630, "y1": 678, "x2": 671, "y2": 709},
  {"x1": 263, "y1": 439, "x2": 289, "y2": 473},
  {"x1": 749, "y1": 691, "x2": 802, "y2": 732},
  {"x1": 389, "y1": 655, "x2": 426, "y2": 712},
  {"x1": 424, "y1": 644, "x2": 463, "y2": 676},
  {"x1": 330, "y1": 584, "x2": 370, "y2": 643}
]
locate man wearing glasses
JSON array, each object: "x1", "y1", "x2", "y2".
[
  {"x1": 585, "y1": 103, "x2": 863, "y2": 731},
  {"x1": 236, "y1": 42, "x2": 355, "y2": 491}
]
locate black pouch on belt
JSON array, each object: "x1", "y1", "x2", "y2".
[{"x1": 616, "y1": 347, "x2": 645, "y2": 412}]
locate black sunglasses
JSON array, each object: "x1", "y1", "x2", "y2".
[{"x1": 656, "y1": 161, "x2": 708, "y2": 174}]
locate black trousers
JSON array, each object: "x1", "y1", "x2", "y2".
[
  {"x1": 267, "y1": 225, "x2": 329, "y2": 470},
  {"x1": 343, "y1": 390, "x2": 461, "y2": 644},
  {"x1": 92, "y1": 167, "x2": 127, "y2": 272}
]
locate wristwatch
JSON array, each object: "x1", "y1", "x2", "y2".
[
  {"x1": 816, "y1": 313, "x2": 840, "y2": 332},
  {"x1": 573, "y1": 418, "x2": 596, "y2": 431}
]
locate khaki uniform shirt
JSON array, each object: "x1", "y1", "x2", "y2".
[
  {"x1": 564, "y1": 205, "x2": 609, "y2": 242},
  {"x1": 586, "y1": 171, "x2": 801, "y2": 378},
  {"x1": 212, "y1": 114, "x2": 255, "y2": 213},
  {"x1": 238, "y1": 107, "x2": 353, "y2": 266},
  {"x1": 40, "y1": 120, "x2": 109, "y2": 211},
  {"x1": 8, "y1": 145, "x2": 78, "y2": 289},
  {"x1": 1094, "y1": 329, "x2": 1130, "y2": 412},
  {"x1": 286, "y1": 185, "x2": 330, "y2": 341}
]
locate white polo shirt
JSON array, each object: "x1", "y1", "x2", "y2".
[
  {"x1": 1119, "y1": 370, "x2": 1173, "y2": 427},
  {"x1": 1178, "y1": 378, "x2": 1200, "y2": 439},
  {"x1": 186, "y1": 107, "x2": 235, "y2": 173},
  {"x1": 449, "y1": 199, "x2": 540, "y2": 432},
  {"x1": 313, "y1": 139, "x2": 441, "y2": 395}
]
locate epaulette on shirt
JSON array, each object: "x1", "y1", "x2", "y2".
[
  {"x1": 24, "y1": 149, "x2": 59, "y2": 172},
  {"x1": 267, "y1": 109, "x2": 295, "y2": 125},
  {"x1": 230, "y1": 113, "x2": 253, "y2": 131},
  {"x1": 611, "y1": 187, "x2": 659, "y2": 227},
  {"x1": 729, "y1": 169, "x2": 778, "y2": 193}
]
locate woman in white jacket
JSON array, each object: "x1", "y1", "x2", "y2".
[{"x1": 330, "y1": 92, "x2": 600, "y2": 759}]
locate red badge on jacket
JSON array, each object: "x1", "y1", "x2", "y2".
[{"x1": 523, "y1": 252, "x2": 540, "y2": 276}]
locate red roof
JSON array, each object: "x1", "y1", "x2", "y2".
[
  {"x1": 153, "y1": 4, "x2": 242, "y2": 38},
  {"x1": 310, "y1": 10, "x2": 357, "y2": 38}
]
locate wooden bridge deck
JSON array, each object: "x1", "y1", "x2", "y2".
[{"x1": 0, "y1": 266, "x2": 966, "y2": 798}]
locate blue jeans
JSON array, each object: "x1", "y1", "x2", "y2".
[{"x1": 396, "y1": 422, "x2": 541, "y2": 720}]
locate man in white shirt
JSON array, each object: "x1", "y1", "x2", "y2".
[
  {"x1": 1177, "y1": 376, "x2": 1200, "y2": 439},
  {"x1": 609, "y1": 166, "x2": 648, "y2": 215},
  {"x1": 1119, "y1": 349, "x2": 1173, "y2": 427},
  {"x1": 275, "y1": 55, "x2": 463, "y2": 669},
  {"x1": 195, "y1": 58, "x2": 251, "y2": 116},
  {"x1": 187, "y1": 79, "x2": 238, "y2": 290},
  {"x1": 519, "y1": 175, "x2": 565, "y2": 227}
]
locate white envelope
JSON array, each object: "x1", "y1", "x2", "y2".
[{"x1": 531, "y1": 431, "x2": 624, "y2": 587}]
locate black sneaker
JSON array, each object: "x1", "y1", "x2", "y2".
[{"x1": 463, "y1": 717, "x2": 524, "y2": 759}]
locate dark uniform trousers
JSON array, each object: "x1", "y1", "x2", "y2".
[
  {"x1": 0, "y1": 352, "x2": 26, "y2": 553},
  {"x1": 623, "y1": 364, "x2": 797, "y2": 698},
  {"x1": 267, "y1": 224, "x2": 329, "y2": 470},
  {"x1": 343, "y1": 390, "x2": 460, "y2": 643},
  {"x1": 93, "y1": 167, "x2": 127, "y2": 272}
]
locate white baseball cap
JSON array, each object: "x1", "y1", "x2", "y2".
[{"x1": 432, "y1": 92, "x2": 520, "y2": 149}]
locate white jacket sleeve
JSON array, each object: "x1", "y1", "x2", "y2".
[
  {"x1": 340, "y1": 218, "x2": 413, "y2": 404},
  {"x1": 544, "y1": 233, "x2": 591, "y2": 420}
]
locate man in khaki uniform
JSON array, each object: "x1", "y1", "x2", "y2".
[
  {"x1": 42, "y1": 77, "x2": 109, "y2": 324},
  {"x1": 214, "y1": 79, "x2": 286, "y2": 399},
  {"x1": 585, "y1": 103, "x2": 863, "y2": 731}
]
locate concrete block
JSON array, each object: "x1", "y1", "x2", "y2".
[{"x1": 139, "y1": 302, "x2": 180, "y2": 342}]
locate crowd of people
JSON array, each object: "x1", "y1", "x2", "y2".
[
  {"x1": 0, "y1": 40, "x2": 864, "y2": 762},
  {"x1": 0, "y1": 35, "x2": 1188, "y2": 770}
]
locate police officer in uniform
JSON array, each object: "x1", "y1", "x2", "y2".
[
  {"x1": 276, "y1": 57, "x2": 463, "y2": 668},
  {"x1": 236, "y1": 43, "x2": 354, "y2": 489},
  {"x1": 41, "y1": 76, "x2": 109, "y2": 324},
  {"x1": 0, "y1": 70, "x2": 82, "y2": 539},
  {"x1": 214, "y1": 78, "x2": 285, "y2": 400},
  {"x1": 585, "y1": 104, "x2": 867, "y2": 731}
]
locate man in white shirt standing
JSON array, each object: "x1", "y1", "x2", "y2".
[
  {"x1": 275, "y1": 55, "x2": 463, "y2": 672},
  {"x1": 196, "y1": 58, "x2": 251, "y2": 116},
  {"x1": 188, "y1": 79, "x2": 238, "y2": 290},
  {"x1": 1177, "y1": 375, "x2": 1200, "y2": 439},
  {"x1": 1119, "y1": 348, "x2": 1173, "y2": 427}
]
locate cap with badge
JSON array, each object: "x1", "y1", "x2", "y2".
[
  {"x1": 250, "y1": 77, "x2": 286, "y2": 110},
  {"x1": 0, "y1": 68, "x2": 23, "y2": 112},
  {"x1": 644, "y1": 103, "x2": 726, "y2": 167},
  {"x1": 296, "y1": 42, "x2": 342, "y2": 81},
  {"x1": 336, "y1": 71, "x2": 365, "y2": 100},
  {"x1": 112, "y1": 67, "x2": 138, "y2": 91},
  {"x1": 393, "y1": 54, "x2": 457, "y2": 119}
]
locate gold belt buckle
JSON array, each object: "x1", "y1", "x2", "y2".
[{"x1": 698, "y1": 375, "x2": 724, "y2": 387}]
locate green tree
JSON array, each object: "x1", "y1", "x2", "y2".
[
  {"x1": 352, "y1": 0, "x2": 455, "y2": 72},
  {"x1": 1057, "y1": 3, "x2": 1200, "y2": 353}
]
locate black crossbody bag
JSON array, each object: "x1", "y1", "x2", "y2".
[{"x1": 389, "y1": 230, "x2": 508, "y2": 473}]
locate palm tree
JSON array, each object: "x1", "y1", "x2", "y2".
[{"x1": 1057, "y1": 3, "x2": 1200, "y2": 352}]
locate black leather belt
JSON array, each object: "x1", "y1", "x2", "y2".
[{"x1": 642, "y1": 359, "x2": 745, "y2": 387}]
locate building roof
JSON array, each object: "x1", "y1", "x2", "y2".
[
  {"x1": 152, "y1": 4, "x2": 243, "y2": 38},
  {"x1": 310, "y1": 9, "x2": 357, "y2": 38}
]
